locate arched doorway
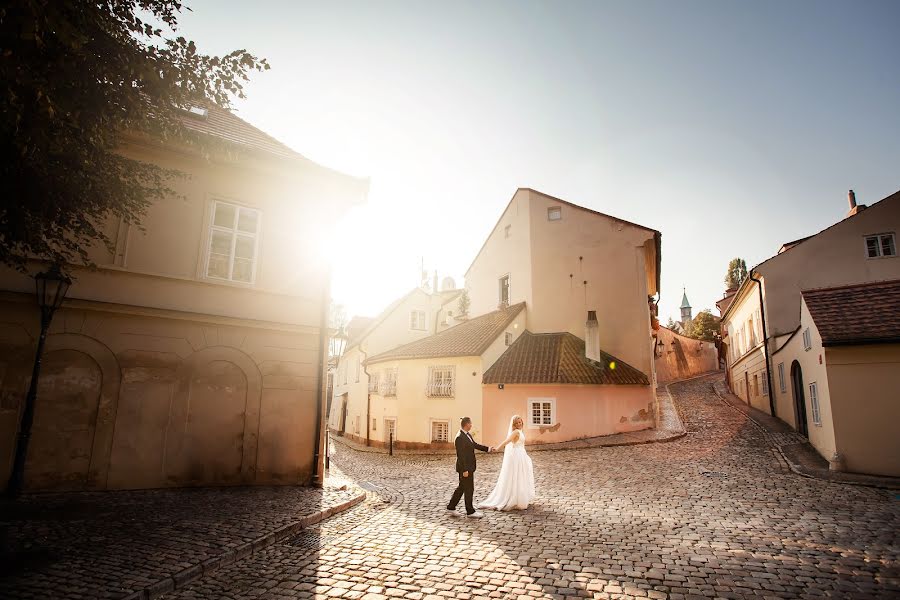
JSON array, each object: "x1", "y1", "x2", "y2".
[{"x1": 791, "y1": 360, "x2": 808, "y2": 437}]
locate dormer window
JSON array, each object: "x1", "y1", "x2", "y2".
[
  {"x1": 410, "y1": 310, "x2": 427, "y2": 331},
  {"x1": 865, "y1": 233, "x2": 896, "y2": 258},
  {"x1": 498, "y1": 275, "x2": 510, "y2": 305},
  {"x1": 548, "y1": 206, "x2": 562, "y2": 221}
]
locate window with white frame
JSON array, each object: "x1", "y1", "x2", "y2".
[
  {"x1": 410, "y1": 310, "x2": 427, "y2": 331},
  {"x1": 206, "y1": 200, "x2": 260, "y2": 283},
  {"x1": 802, "y1": 328, "x2": 812, "y2": 351},
  {"x1": 865, "y1": 233, "x2": 896, "y2": 258},
  {"x1": 382, "y1": 369, "x2": 397, "y2": 396},
  {"x1": 368, "y1": 372, "x2": 380, "y2": 393},
  {"x1": 431, "y1": 420, "x2": 450, "y2": 442},
  {"x1": 778, "y1": 362, "x2": 786, "y2": 393},
  {"x1": 528, "y1": 398, "x2": 555, "y2": 427},
  {"x1": 809, "y1": 382, "x2": 821, "y2": 425},
  {"x1": 761, "y1": 375, "x2": 768, "y2": 395},
  {"x1": 505, "y1": 332, "x2": 513, "y2": 346},
  {"x1": 547, "y1": 206, "x2": 562, "y2": 221},
  {"x1": 426, "y1": 366, "x2": 454, "y2": 397},
  {"x1": 499, "y1": 275, "x2": 510, "y2": 305}
]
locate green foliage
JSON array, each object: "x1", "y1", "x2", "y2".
[
  {"x1": 724, "y1": 258, "x2": 748, "y2": 289},
  {"x1": 1, "y1": 0, "x2": 269, "y2": 270},
  {"x1": 687, "y1": 309, "x2": 720, "y2": 341},
  {"x1": 457, "y1": 289, "x2": 471, "y2": 317}
]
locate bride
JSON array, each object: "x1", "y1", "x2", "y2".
[{"x1": 478, "y1": 415, "x2": 535, "y2": 510}]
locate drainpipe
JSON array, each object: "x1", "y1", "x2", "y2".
[
  {"x1": 749, "y1": 270, "x2": 776, "y2": 417},
  {"x1": 312, "y1": 270, "x2": 331, "y2": 488},
  {"x1": 360, "y1": 344, "x2": 371, "y2": 447}
]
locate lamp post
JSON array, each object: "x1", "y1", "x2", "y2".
[{"x1": 6, "y1": 265, "x2": 71, "y2": 497}]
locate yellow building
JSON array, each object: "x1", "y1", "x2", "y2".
[
  {"x1": 0, "y1": 104, "x2": 367, "y2": 491},
  {"x1": 721, "y1": 189, "x2": 900, "y2": 476}
]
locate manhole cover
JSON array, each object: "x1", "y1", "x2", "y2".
[{"x1": 701, "y1": 471, "x2": 728, "y2": 478}]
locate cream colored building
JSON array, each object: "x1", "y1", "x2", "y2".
[
  {"x1": 333, "y1": 188, "x2": 661, "y2": 448},
  {"x1": 0, "y1": 104, "x2": 367, "y2": 491},
  {"x1": 721, "y1": 189, "x2": 900, "y2": 475}
]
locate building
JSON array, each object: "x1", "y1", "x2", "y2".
[
  {"x1": 721, "y1": 189, "x2": 900, "y2": 475},
  {"x1": 0, "y1": 104, "x2": 367, "y2": 491},
  {"x1": 653, "y1": 325, "x2": 719, "y2": 385},
  {"x1": 331, "y1": 188, "x2": 661, "y2": 448}
]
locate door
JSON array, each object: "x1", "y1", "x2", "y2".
[
  {"x1": 339, "y1": 394, "x2": 348, "y2": 435},
  {"x1": 744, "y1": 372, "x2": 751, "y2": 404},
  {"x1": 385, "y1": 418, "x2": 396, "y2": 443},
  {"x1": 791, "y1": 361, "x2": 808, "y2": 437}
]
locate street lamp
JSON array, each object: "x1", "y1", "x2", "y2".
[{"x1": 6, "y1": 265, "x2": 71, "y2": 497}]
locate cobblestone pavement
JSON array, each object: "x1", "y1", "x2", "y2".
[
  {"x1": 164, "y1": 374, "x2": 900, "y2": 599},
  {"x1": 0, "y1": 483, "x2": 359, "y2": 599}
]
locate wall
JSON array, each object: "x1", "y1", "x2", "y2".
[
  {"x1": 464, "y1": 190, "x2": 534, "y2": 319},
  {"x1": 525, "y1": 190, "x2": 657, "y2": 376},
  {"x1": 479, "y1": 310, "x2": 527, "y2": 372},
  {"x1": 825, "y1": 343, "x2": 900, "y2": 477},
  {"x1": 722, "y1": 279, "x2": 771, "y2": 413},
  {"x1": 654, "y1": 327, "x2": 719, "y2": 384},
  {"x1": 482, "y1": 383, "x2": 655, "y2": 445},
  {"x1": 758, "y1": 193, "x2": 900, "y2": 338},
  {"x1": 356, "y1": 357, "x2": 485, "y2": 447},
  {"x1": 0, "y1": 298, "x2": 322, "y2": 491}
]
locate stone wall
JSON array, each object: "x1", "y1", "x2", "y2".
[
  {"x1": 0, "y1": 296, "x2": 323, "y2": 491},
  {"x1": 654, "y1": 326, "x2": 720, "y2": 384}
]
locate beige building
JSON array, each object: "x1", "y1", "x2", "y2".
[
  {"x1": 721, "y1": 189, "x2": 900, "y2": 475},
  {"x1": 332, "y1": 188, "x2": 661, "y2": 448},
  {"x1": 653, "y1": 326, "x2": 719, "y2": 385},
  {"x1": 0, "y1": 104, "x2": 367, "y2": 491}
]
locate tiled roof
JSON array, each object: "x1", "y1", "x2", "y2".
[
  {"x1": 482, "y1": 331, "x2": 650, "y2": 385},
  {"x1": 803, "y1": 279, "x2": 900, "y2": 346},
  {"x1": 366, "y1": 303, "x2": 525, "y2": 364},
  {"x1": 180, "y1": 104, "x2": 302, "y2": 160}
]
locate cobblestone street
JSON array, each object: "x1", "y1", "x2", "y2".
[{"x1": 165, "y1": 374, "x2": 900, "y2": 599}]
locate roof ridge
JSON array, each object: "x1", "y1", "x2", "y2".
[{"x1": 802, "y1": 278, "x2": 900, "y2": 295}]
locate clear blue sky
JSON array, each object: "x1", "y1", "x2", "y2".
[{"x1": 175, "y1": 0, "x2": 900, "y2": 323}]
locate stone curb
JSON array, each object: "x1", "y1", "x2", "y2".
[
  {"x1": 120, "y1": 490, "x2": 367, "y2": 600},
  {"x1": 710, "y1": 381, "x2": 900, "y2": 491}
]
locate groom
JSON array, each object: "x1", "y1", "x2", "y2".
[{"x1": 447, "y1": 416, "x2": 492, "y2": 518}]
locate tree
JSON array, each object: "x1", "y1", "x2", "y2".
[
  {"x1": 724, "y1": 258, "x2": 748, "y2": 289},
  {"x1": 687, "y1": 309, "x2": 720, "y2": 342},
  {"x1": 1, "y1": 1, "x2": 269, "y2": 271},
  {"x1": 457, "y1": 289, "x2": 471, "y2": 318}
]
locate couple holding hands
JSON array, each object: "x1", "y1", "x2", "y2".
[{"x1": 446, "y1": 415, "x2": 535, "y2": 518}]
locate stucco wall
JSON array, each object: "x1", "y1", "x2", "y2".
[
  {"x1": 0, "y1": 296, "x2": 322, "y2": 491},
  {"x1": 526, "y1": 191, "x2": 656, "y2": 376},
  {"x1": 482, "y1": 384, "x2": 654, "y2": 445},
  {"x1": 825, "y1": 344, "x2": 900, "y2": 477},
  {"x1": 654, "y1": 327, "x2": 719, "y2": 384},
  {"x1": 722, "y1": 280, "x2": 771, "y2": 413}
]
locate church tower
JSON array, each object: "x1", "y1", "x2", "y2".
[{"x1": 680, "y1": 288, "x2": 693, "y2": 330}]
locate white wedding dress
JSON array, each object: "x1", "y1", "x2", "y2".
[{"x1": 478, "y1": 430, "x2": 535, "y2": 510}]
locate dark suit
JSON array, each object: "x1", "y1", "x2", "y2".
[{"x1": 447, "y1": 429, "x2": 489, "y2": 514}]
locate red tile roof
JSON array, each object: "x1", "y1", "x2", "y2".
[
  {"x1": 180, "y1": 103, "x2": 303, "y2": 160},
  {"x1": 803, "y1": 279, "x2": 900, "y2": 346},
  {"x1": 365, "y1": 303, "x2": 525, "y2": 364},
  {"x1": 482, "y1": 331, "x2": 650, "y2": 385}
]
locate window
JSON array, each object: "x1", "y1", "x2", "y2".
[
  {"x1": 809, "y1": 382, "x2": 821, "y2": 425},
  {"x1": 372, "y1": 418, "x2": 377, "y2": 431},
  {"x1": 761, "y1": 376, "x2": 768, "y2": 395},
  {"x1": 383, "y1": 369, "x2": 397, "y2": 396},
  {"x1": 427, "y1": 366, "x2": 455, "y2": 397},
  {"x1": 528, "y1": 398, "x2": 556, "y2": 427},
  {"x1": 504, "y1": 225, "x2": 511, "y2": 238},
  {"x1": 206, "y1": 200, "x2": 260, "y2": 283},
  {"x1": 499, "y1": 275, "x2": 510, "y2": 305},
  {"x1": 505, "y1": 332, "x2": 513, "y2": 346},
  {"x1": 753, "y1": 374, "x2": 759, "y2": 397},
  {"x1": 368, "y1": 372, "x2": 380, "y2": 393},
  {"x1": 865, "y1": 233, "x2": 896, "y2": 258},
  {"x1": 410, "y1": 310, "x2": 426, "y2": 331},
  {"x1": 778, "y1": 362, "x2": 786, "y2": 393},
  {"x1": 547, "y1": 206, "x2": 562, "y2": 221},
  {"x1": 354, "y1": 416, "x2": 360, "y2": 435},
  {"x1": 802, "y1": 328, "x2": 812, "y2": 351},
  {"x1": 431, "y1": 420, "x2": 450, "y2": 443}
]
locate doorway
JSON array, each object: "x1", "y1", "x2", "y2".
[
  {"x1": 790, "y1": 361, "x2": 808, "y2": 437},
  {"x1": 744, "y1": 372, "x2": 751, "y2": 404},
  {"x1": 339, "y1": 394, "x2": 348, "y2": 435}
]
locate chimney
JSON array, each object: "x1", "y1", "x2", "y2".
[
  {"x1": 585, "y1": 310, "x2": 600, "y2": 363},
  {"x1": 846, "y1": 189, "x2": 867, "y2": 218}
]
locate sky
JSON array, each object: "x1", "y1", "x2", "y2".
[{"x1": 175, "y1": 0, "x2": 900, "y2": 323}]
